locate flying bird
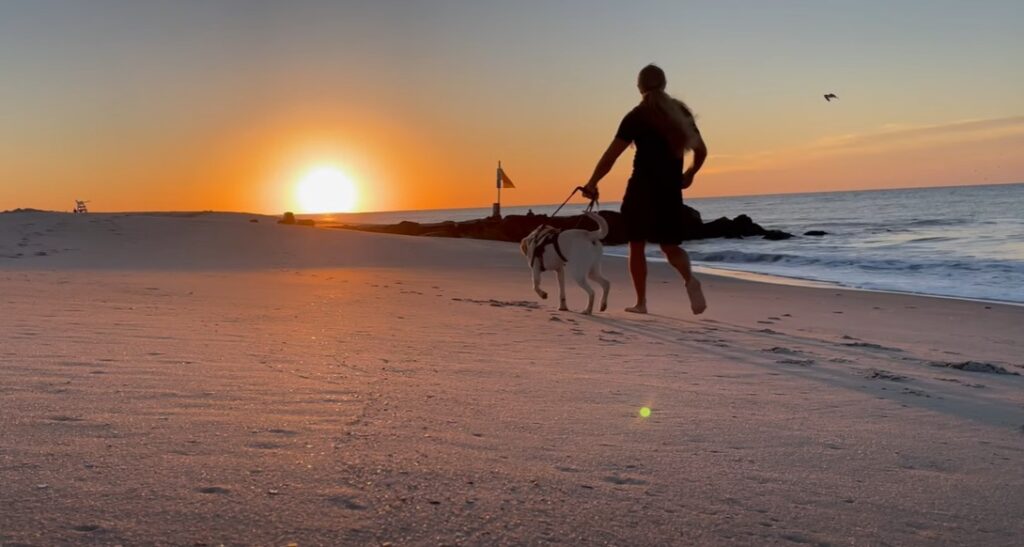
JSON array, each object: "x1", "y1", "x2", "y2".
[{"x1": 824, "y1": 93, "x2": 838, "y2": 102}]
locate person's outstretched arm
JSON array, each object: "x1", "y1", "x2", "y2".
[
  {"x1": 583, "y1": 138, "x2": 629, "y2": 199},
  {"x1": 682, "y1": 135, "x2": 707, "y2": 189}
]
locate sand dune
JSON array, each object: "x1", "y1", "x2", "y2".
[{"x1": 2, "y1": 212, "x2": 1023, "y2": 545}]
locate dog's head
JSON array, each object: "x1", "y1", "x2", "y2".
[{"x1": 520, "y1": 225, "x2": 553, "y2": 262}]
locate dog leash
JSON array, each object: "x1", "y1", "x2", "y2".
[
  {"x1": 550, "y1": 186, "x2": 583, "y2": 218},
  {"x1": 550, "y1": 186, "x2": 600, "y2": 217}
]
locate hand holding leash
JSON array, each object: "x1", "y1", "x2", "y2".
[{"x1": 551, "y1": 184, "x2": 600, "y2": 218}]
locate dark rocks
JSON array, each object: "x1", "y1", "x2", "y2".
[
  {"x1": 278, "y1": 212, "x2": 314, "y2": 226},
  {"x1": 337, "y1": 205, "x2": 792, "y2": 245},
  {"x1": 693, "y1": 213, "x2": 790, "y2": 240},
  {"x1": 804, "y1": 230, "x2": 828, "y2": 236},
  {"x1": 1, "y1": 208, "x2": 47, "y2": 214},
  {"x1": 346, "y1": 211, "x2": 624, "y2": 244},
  {"x1": 763, "y1": 230, "x2": 793, "y2": 241}
]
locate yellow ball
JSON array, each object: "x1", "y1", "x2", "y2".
[{"x1": 639, "y1": 406, "x2": 652, "y2": 418}]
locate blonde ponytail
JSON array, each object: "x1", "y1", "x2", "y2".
[{"x1": 637, "y1": 64, "x2": 702, "y2": 158}]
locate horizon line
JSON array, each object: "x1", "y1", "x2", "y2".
[{"x1": 4, "y1": 180, "x2": 1022, "y2": 216}]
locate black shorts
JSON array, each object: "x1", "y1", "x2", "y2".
[{"x1": 621, "y1": 180, "x2": 685, "y2": 245}]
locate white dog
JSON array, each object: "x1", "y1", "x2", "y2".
[{"x1": 519, "y1": 212, "x2": 611, "y2": 314}]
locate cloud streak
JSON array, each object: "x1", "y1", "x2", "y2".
[{"x1": 706, "y1": 116, "x2": 1024, "y2": 175}]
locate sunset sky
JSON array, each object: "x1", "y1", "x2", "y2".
[{"x1": 2, "y1": 0, "x2": 1022, "y2": 214}]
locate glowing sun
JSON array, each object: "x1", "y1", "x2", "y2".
[{"x1": 296, "y1": 166, "x2": 358, "y2": 213}]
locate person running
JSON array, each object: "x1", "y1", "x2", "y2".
[{"x1": 582, "y1": 64, "x2": 707, "y2": 315}]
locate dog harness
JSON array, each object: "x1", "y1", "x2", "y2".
[{"x1": 529, "y1": 226, "x2": 568, "y2": 272}]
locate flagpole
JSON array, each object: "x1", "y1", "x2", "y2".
[{"x1": 493, "y1": 160, "x2": 502, "y2": 219}]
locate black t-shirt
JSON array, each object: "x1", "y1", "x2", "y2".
[{"x1": 615, "y1": 104, "x2": 687, "y2": 184}]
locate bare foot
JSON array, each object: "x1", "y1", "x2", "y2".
[
  {"x1": 625, "y1": 303, "x2": 647, "y2": 314},
  {"x1": 687, "y1": 277, "x2": 707, "y2": 315}
]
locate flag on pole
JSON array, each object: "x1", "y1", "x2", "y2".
[{"x1": 497, "y1": 165, "x2": 515, "y2": 188}]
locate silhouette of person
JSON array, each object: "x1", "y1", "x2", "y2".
[{"x1": 582, "y1": 64, "x2": 707, "y2": 314}]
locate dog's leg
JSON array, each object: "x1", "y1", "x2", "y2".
[
  {"x1": 589, "y1": 264, "x2": 611, "y2": 312},
  {"x1": 532, "y1": 264, "x2": 547, "y2": 300},
  {"x1": 555, "y1": 267, "x2": 568, "y2": 311},
  {"x1": 571, "y1": 263, "x2": 595, "y2": 315}
]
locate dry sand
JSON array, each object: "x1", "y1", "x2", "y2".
[{"x1": 1, "y1": 211, "x2": 1023, "y2": 546}]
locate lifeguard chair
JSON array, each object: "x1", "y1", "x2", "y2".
[{"x1": 74, "y1": 200, "x2": 90, "y2": 214}]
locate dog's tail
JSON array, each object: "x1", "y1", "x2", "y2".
[{"x1": 586, "y1": 211, "x2": 609, "y2": 242}]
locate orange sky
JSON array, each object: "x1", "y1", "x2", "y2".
[{"x1": 1, "y1": 2, "x2": 1022, "y2": 214}]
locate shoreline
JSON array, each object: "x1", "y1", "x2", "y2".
[
  {"x1": 656, "y1": 258, "x2": 1024, "y2": 308},
  {"x1": 2, "y1": 209, "x2": 1020, "y2": 307}
]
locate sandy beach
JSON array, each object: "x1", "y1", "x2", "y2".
[{"x1": 2, "y1": 211, "x2": 1023, "y2": 546}]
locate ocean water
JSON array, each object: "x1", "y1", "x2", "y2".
[{"x1": 314, "y1": 183, "x2": 1024, "y2": 304}]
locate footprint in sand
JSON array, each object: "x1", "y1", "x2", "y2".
[
  {"x1": 602, "y1": 475, "x2": 648, "y2": 486},
  {"x1": 935, "y1": 377, "x2": 987, "y2": 389},
  {"x1": 246, "y1": 442, "x2": 285, "y2": 450},
  {"x1": 928, "y1": 361, "x2": 1019, "y2": 375},
  {"x1": 867, "y1": 369, "x2": 908, "y2": 382},
  {"x1": 762, "y1": 347, "x2": 802, "y2": 356},
  {"x1": 325, "y1": 494, "x2": 368, "y2": 510},
  {"x1": 49, "y1": 415, "x2": 85, "y2": 422},
  {"x1": 453, "y1": 298, "x2": 541, "y2": 309},
  {"x1": 841, "y1": 341, "x2": 902, "y2": 352},
  {"x1": 266, "y1": 428, "x2": 299, "y2": 436},
  {"x1": 776, "y1": 359, "x2": 815, "y2": 366}
]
